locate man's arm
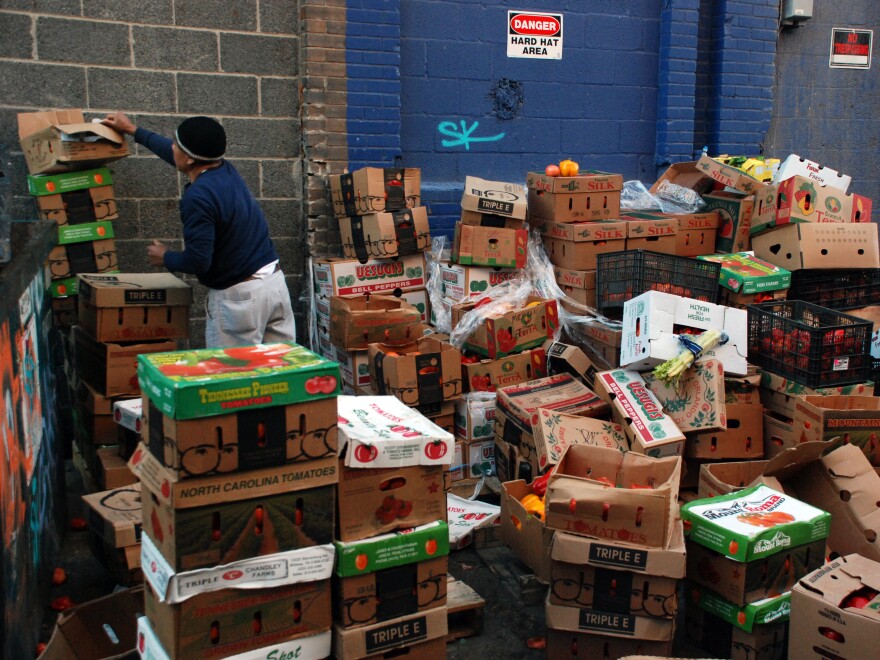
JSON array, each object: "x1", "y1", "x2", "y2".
[
  {"x1": 100, "y1": 112, "x2": 174, "y2": 166},
  {"x1": 163, "y1": 197, "x2": 215, "y2": 276}
]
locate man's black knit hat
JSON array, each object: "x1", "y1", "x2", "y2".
[{"x1": 175, "y1": 116, "x2": 226, "y2": 162}]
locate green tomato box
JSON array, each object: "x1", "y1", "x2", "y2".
[
  {"x1": 27, "y1": 166, "x2": 113, "y2": 196},
  {"x1": 137, "y1": 342, "x2": 340, "y2": 421},
  {"x1": 686, "y1": 583, "x2": 790, "y2": 634},
  {"x1": 698, "y1": 252, "x2": 792, "y2": 295},
  {"x1": 681, "y1": 484, "x2": 830, "y2": 563}
]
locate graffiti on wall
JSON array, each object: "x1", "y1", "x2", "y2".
[{"x1": 438, "y1": 120, "x2": 505, "y2": 149}]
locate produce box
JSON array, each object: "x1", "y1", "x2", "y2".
[
  {"x1": 684, "y1": 594, "x2": 788, "y2": 660},
  {"x1": 332, "y1": 605, "x2": 447, "y2": 660},
  {"x1": 454, "y1": 393, "x2": 496, "y2": 441},
  {"x1": 338, "y1": 207, "x2": 430, "y2": 260},
  {"x1": 526, "y1": 169, "x2": 623, "y2": 224},
  {"x1": 312, "y1": 254, "x2": 426, "y2": 297},
  {"x1": 461, "y1": 176, "x2": 527, "y2": 219},
  {"x1": 698, "y1": 252, "x2": 791, "y2": 295},
  {"x1": 643, "y1": 358, "x2": 727, "y2": 433},
  {"x1": 685, "y1": 403, "x2": 764, "y2": 460},
  {"x1": 793, "y1": 395, "x2": 880, "y2": 465},
  {"x1": 526, "y1": 169, "x2": 623, "y2": 195},
  {"x1": 437, "y1": 260, "x2": 519, "y2": 301},
  {"x1": 462, "y1": 347, "x2": 547, "y2": 393},
  {"x1": 500, "y1": 480, "x2": 553, "y2": 581},
  {"x1": 451, "y1": 216, "x2": 528, "y2": 269},
  {"x1": 593, "y1": 370, "x2": 687, "y2": 457},
  {"x1": 681, "y1": 484, "x2": 830, "y2": 562},
  {"x1": 82, "y1": 483, "x2": 142, "y2": 549},
  {"x1": 773, "y1": 153, "x2": 851, "y2": 191},
  {"x1": 329, "y1": 294, "x2": 421, "y2": 351},
  {"x1": 330, "y1": 167, "x2": 420, "y2": 217},
  {"x1": 545, "y1": 444, "x2": 682, "y2": 548},
  {"x1": 451, "y1": 295, "x2": 559, "y2": 359},
  {"x1": 27, "y1": 166, "x2": 113, "y2": 196},
  {"x1": 137, "y1": 342, "x2": 340, "y2": 420},
  {"x1": 545, "y1": 598, "x2": 674, "y2": 641},
  {"x1": 554, "y1": 267, "x2": 596, "y2": 309},
  {"x1": 546, "y1": 631, "x2": 672, "y2": 660},
  {"x1": 695, "y1": 153, "x2": 768, "y2": 195},
  {"x1": 47, "y1": 239, "x2": 117, "y2": 283},
  {"x1": 703, "y1": 190, "x2": 754, "y2": 254},
  {"x1": 542, "y1": 219, "x2": 627, "y2": 270},
  {"x1": 698, "y1": 459, "x2": 769, "y2": 499},
  {"x1": 752, "y1": 175, "x2": 871, "y2": 234},
  {"x1": 622, "y1": 215, "x2": 679, "y2": 254},
  {"x1": 686, "y1": 585, "x2": 790, "y2": 635},
  {"x1": 751, "y1": 222, "x2": 880, "y2": 271},
  {"x1": 533, "y1": 410, "x2": 627, "y2": 470},
  {"x1": 759, "y1": 368, "x2": 874, "y2": 418}
]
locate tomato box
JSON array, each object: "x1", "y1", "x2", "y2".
[
  {"x1": 533, "y1": 410, "x2": 627, "y2": 470},
  {"x1": 451, "y1": 215, "x2": 528, "y2": 269},
  {"x1": 644, "y1": 357, "x2": 728, "y2": 434},
  {"x1": 336, "y1": 395, "x2": 454, "y2": 469},
  {"x1": 703, "y1": 190, "x2": 754, "y2": 254},
  {"x1": 686, "y1": 584, "x2": 790, "y2": 635},
  {"x1": 544, "y1": 597, "x2": 675, "y2": 642},
  {"x1": 436, "y1": 260, "x2": 519, "y2": 301},
  {"x1": 500, "y1": 479, "x2": 554, "y2": 582},
  {"x1": 683, "y1": 593, "x2": 788, "y2": 660},
  {"x1": 554, "y1": 266, "x2": 596, "y2": 310},
  {"x1": 789, "y1": 553, "x2": 880, "y2": 660},
  {"x1": 47, "y1": 238, "x2": 117, "y2": 281},
  {"x1": 75, "y1": 379, "x2": 137, "y2": 445},
  {"x1": 137, "y1": 342, "x2": 340, "y2": 421},
  {"x1": 792, "y1": 395, "x2": 880, "y2": 465},
  {"x1": 312, "y1": 254, "x2": 426, "y2": 298},
  {"x1": 331, "y1": 604, "x2": 447, "y2": 660},
  {"x1": 334, "y1": 528, "x2": 448, "y2": 628},
  {"x1": 461, "y1": 175, "x2": 527, "y2": 219},
  {"x1": 338, "y1": 206, "x2": 431, "y2": 261},
  {"x1": 143, "y1": 395, "x2": 337, "y2": 478},
  {"x1": 528, "y1": 175, "x2": 622, "y2": 223},
  {"x1": 74, "y1": 326, "x2": 177, "y2": 397},
  {"x1": 593, "y1": 370, "x2": 687, "y2": 457},
  {"x1": 77, "y1": 272, "x2": 192, "y2": 343},
  {"x1": 759, "y1": 368, "x2": 874, "y2": 418},
  {"x1": 83, "y1": 482, "x2": 142, "y2": 549},
  {"x1": 752, "y1": 222, "x2": 880, "y2": 271},
  {"x1": 114, "y1": 397, "x2": 142, "y2": 459},
  {"x1": 545, "y1": 444, "x2": 682, "y2": 548},
  {"x1": 698, "y1": 252, "x2": 791, "y2": 298},
  {"x1": 620, "y1": 290, "x2": 749, "y2": 376},
  {"x1": 96, "y1": 448, "x2": 137, "y2": 490},
  {"x1": 545, "y1": 630, "x2": 673, "y2": 659},
  {"x1": 681, "y1": 484, "x2": 830, "y2": 563},
  {"x1": 454, "y1": 393, "x2": 496, "y2": 441},
  {"x1": 542, "y1": 219, "x2": 627, "y2": 270},
  {"x1": 687, "y1": 534, "x2": 825, "y2": 607},
  {"x1": 753, "y1": 175, "x2": 872, "y2": 234},
  {"x1": 451, "y1": 295, "x2": 559, "y2": 359},
  {"x1": 330, "y1": 167, "x2": 421, "y2": 218},
  {"x1": 673, "y1": 209, "x2": 720, "y2": 257},
  {"x1": 36, "y1": 183, "x2": 117, "y2": 226},
  {"x1": 543, "y1": 339, "x2": 600, "y2": 387},
  {"x1": 623, "y1": 216, "x2": 679, "y2": 254},
  {"x1": 685, "y1": 402, "x2": 764, "y2": 460},
  {"x1": 698, "y1": 459, "x2": 770, "y2": 499},
  {"x1": 526, "y1": 169, "x2": 624, "y2": 196},
  {"x1": 329, "y1": 294, "x2": 421, "y2": 352},
  {"x1": 28, "y1": 165, "x2": 113, "y2": 196},
  {"x1": 368, "y1": 336, "x2": 462, "y2": 415},
  {"x1": 57, "y1": 218, "x2": 115, "y2": 246},
  {"x1": 494, "y1": 436, "x2": 538, "y2": 484},
  {"x1": 461, "y1": 346, "x2": 547, "y2": 393}
]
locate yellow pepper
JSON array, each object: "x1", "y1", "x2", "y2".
[{"x1": 559, "y1": 159, "x2": 579, "y2": 177}]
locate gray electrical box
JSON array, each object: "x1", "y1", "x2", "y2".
[{"x1": 783, "y1": 0, "x2": 813, "y2": 21}]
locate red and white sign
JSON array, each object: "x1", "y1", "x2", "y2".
[
  {"x1": 830, "y1": 28, "x2": 872, "y2": 69},
  {"x1": 507, "y1": 11, "x2": 563, "y2": 60}
]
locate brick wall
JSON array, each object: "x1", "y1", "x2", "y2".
[{"x1": 0, "y1": 3, "x2": 305, "y2": 344}]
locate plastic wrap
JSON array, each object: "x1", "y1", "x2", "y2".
[
  {"x1": 425, "y1": 235, "x2": 452, "y2": 334},
  {"x1": 653, "y1": 179, "x2": 706, "y2": 214},
  {"x1": 620, "y1": 179, "x2": 662, "y2": 211}
]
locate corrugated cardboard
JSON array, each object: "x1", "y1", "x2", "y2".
[
  {"x1": 528, "y1": 187, "x2": 622, "y2": 223},
  {"x1": 461, "y1": 176, "x2": 527, "y2": 219},
  {"x1": 698, "y1": 460, "x2": 769, "y2": 499},
  {"x1": 36, "y1": 183, "x2": 117, "y2": 224},
  {"x1": 57, "y1": 219, "x2": 115, "y2": 246},
  {"x1": 312, "y1": 254, "x2": 426, "y2": 297},
  {"x1": 674, "y1": 209, "x2": 720, "y2": 257},
  {"x1": 650, "y1": 159, "x2": 715, "y2": 195},
  {"x1": 17, "y1": 109, "x2": 128, "y2": 174},
  {"x1": 644, "y1": 358, "x2": 728, "y2": 433},
  {"x1": 623, "y1": 216, "x2": 679, "y2": 254},
  {"x1": 454, "y1": 393, "x2": 496, "y2": 441},
  {"x1": 462, "y1": 347, "x2": 547, "y2": 393},
  {"x1": 792, "y1": 395, "x2": 880, "y2": 465},
  {"x1": 554, "y1": 267, "x2": 597, "y2": 309},
  {"x1": 96, "y1": 447, "x2": 137, "y2": 490},
  {"x1": 759, "y1": 369, "x2": 874, "y2": 418},
  {"x1": 437, "y1": 260, "x2": 518, "y2": 301},
  {"x1": 543, "y1": 339, "x2": 600, "y2": 387},
  {"x1": 752, "y1": 222, "x2": 880, "y2": 271},
  {"x1": 451, "y1": 216, "x2": 528, "y2": 269},
  {"x1": 533, "y1": 410, "x2": 627, "y2": 470},
  {"x1": 703, "y1": 191, "x2": 754, "y2": 254},
  {"x1": 542, "y1": 220, "x2": 627, "y2": 270},
  {"x1": 330, "y1": 167, "x2": 421, "y2": 218},
  {"x1": 451, "y1": 295, "x2": 559, "y2": 359},
  {"x1": 755, "y1": 175, "x2": 871, "y2": 233},
  {"x1": 698, "y1": 252, "x2": 791, "y2": 294},
  {"x1": 526, "y1": 169, "x2": 624, "y2": 195},
  {"x1": 28, "y1": 166, "x2": 113, "y2": 196},
  {"x1": 546, "y1": 632, "x2": 673, "y2": 660},
  {"x1": 686, "y1": 584, "x2": 790, "y2": 635},
  {"x1": 83, "y1": 483, "x2": 142, "y2": 549},
  {"x1": 773, "y1": 154, "x2": 851, "y2": 190},
  {"x1": 331, "y1": 605, "x2": 447, "y2": 660},
  {"x1": 47, "y1": 239, "x2": 117, "y2": 282},
  {"x1": 544, "y1": 597, "x2": 675, "y2": 641},
  {"x1": 685, "y1": 403, "x2": 764, "y2": 459},
  {"x1": 329, "y1": 294, "x2": 421, "y2": 351},
  {"x1": 338, "y1": 207, "x2": 430, "y2": 260},
  {"x1": 694, "y1": 154, "x2": 768, "y2": 195},
  {"x1": 500, "y1": 479, "x2": 554, "y2": 582},
  {"x1": 545, "y1": 444, "x2": 682, "y2": 548}
]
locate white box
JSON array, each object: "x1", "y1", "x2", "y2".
[
  {"x1": 773, "y1": 154, "x2": 851, "y2": 191},
  {"x1": 620, "y1": 291, "x2": 748, "y2": 376}
]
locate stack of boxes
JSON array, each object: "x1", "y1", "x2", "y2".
[
  {"x1": 332, "y1": 395, "x2": 453, "y2": 658},
  {"x1": 131, "y1": 342, "x2": 341, "y2": 658},
  {"x1": 83, "y1": 482, "x2": 143, "y2": 587}
]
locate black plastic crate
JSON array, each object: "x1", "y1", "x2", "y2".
[
  {"x1": 787, "y1": 269, "x2": 880, "y2": 311},
  {"x1": 596, "y1": 250, "x2": 721, "y2": 314},
  {"x1": 748, "y1": 300, "x2": 872, "y2": 388}
]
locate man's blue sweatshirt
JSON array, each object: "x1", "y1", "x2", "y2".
[{"x1": 135, "y1": 127, "x2": 278, "y2": 290}]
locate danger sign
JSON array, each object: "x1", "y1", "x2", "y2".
[
  {"x1": 507, "y1": 11, "x2": 563, "y2": 60},
  {"x1": 830, "y1": 28, "x2": 872, "y2": 69}
]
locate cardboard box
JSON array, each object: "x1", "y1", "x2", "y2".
[
  {"x1": 620, "y1": 290, "x2": 749, "y2": 376},
  {"x1": 527, "y1": 170, "x2": 623, "y2": 224},
  {"x1": 74, "y1": 380, "x2": 135, "y2": 445},
  {"x1": 451, "y1": 216, "x2": 528, "y2": 269},
  {"x1": 454, "y1": 393, "x2": 496, "y2": 441},
  {"x1": 500, "y1": 479, "x2": 554, "y2": 582},
  {"x1": 789, "y1": 553, "x2": 880, "y2": 660},
  {"x1": 543, "y1": 339, "x2": 600, "y2": 387},
  {"x1": 28, "y1": 166, "x2": 113, "y2": 196},
  {"x1": 698, "y1": 252, "x2": 791, "y2": 295},
  {"x1": 330, "y1": 167, "x2": 421, "y2": 218},
  {"x1": 545, "y1": 597, "x2": 675, "y2": 641},
  {"x1": 545, "y1": 444, "x2": 682, "y2": 548},
  {"x1": 686, "y1": 584, "x2": 790, "y2": 636},
  {"x1": 763, "y1": 411, "x2": 796, "y2": 458},
  {"x1": 40, "y1": 586, "x2": 143, "y2": 660},
  {"x1": 88, "y1": 537, "x2": 141, "y2": 588},
  {"x1": 130, "y1": 444, "x2": 337, "y2": 571},
  {"x1": 773, "y1": 154, "x2": 852, "y2": 190},
  {"x1": 581, "y1": 316, "x2": 623, "y2": 348},
  {"x1": 336, "y1": 395, "x2": 454, "y2": 469},
  {"x1": 703, "y1": 191, "x2": 755, "y2": 253},
  {"x1": 144, "y1": 395, "x2": 336, "y2": 478},
  {"x1": 650, "y1": 160, "x2": 715, "y2": 195},
  {"x1": 623, "y1": 216, "x2": 679, "y2": 254},
  {"x1": 681, "y1": 484, "x2": 830, "y2": 563},
  {"x1": 644, "y1": 358, "x2": 727, "y2": 433},
  {"x1": 47, "y1": 239, "x2": 117, "y2": 282},
  {"x1": 138, "y1": 342, "x2": 339, "y2": 420},
  {"x1": 752, "y1": 222, "x2": 880, "y2": 271},
  {"x1": 36, "y1": 184, "x2": 117, "y2": 226},
  {"x1": 674, "y1": 210, "x2": 720, "y2": 257},
  {"x1": 463, "y1": 438, "x2": 495, "y2": 477},
  {"x1": 698, "y1": 459, "x2": 770, "y2": 499},
  {"x1": 533, "y1": 410, "x2": 628, "y2": 470},
  {"x1": 755, "y1": 175, "x2": 871, "y2": 233},
  {"x1": 694, "y1": 153, "x2": 768, "y2": 195},
  {"x1": 546, "y1": 630, "x2": 672, "y2": 659},
  {"x1": 17, "y1": 109, "x2": 128, "y2": 174},
  {"x1": 461, "y1": 176, "x2": 527, "y2": 219},
  {"x1": 115, "y1": 398, "x2": 142, "y2": 460},
  {"x1": 74, "y1": 326, "x2": 176, "y2": 397},
  {"x1": 436, "y1": 260, "x2": 519, "y2": 302},
  {"x1": 97, "y1": 447, "x2": 137, "y2": 490},
  {"x1": 554, "y1": 267, "x2": 596, "y2": 309},
  {"x1": 724, "y1": 367, "x2": 762, "y2": 405},
  {"x1": 446, "y1": 492, "x2": 500, "y2": 550},
  {"x1": 759, "y1": 369, "x2": 874, "y2": 418},
  {"x1": 338, "y1": 207, "x2": 431, "y2": 261},
  {"x1": 332, "y1": 605, "x2": 447, "y2": 660},
  {"x1": 336, "y1": 346, "x2": 372, "y2": 392},
  {"x1": 687, "y1": 535, "x2": 825, "y2": 607},
  {"x1": 451, "y1": 295, "x2": 558, "y2": 359},
  {"x1": 368, "y1": 336, "x2": 462, "y2": 414},
  {"x1": 686, "y1": 403, "x2": 764, "y2": 459},
  {"x1": 312, "y1": 254, "x2": 427, "y2": 298},
  {"x1": 526, "y1": 169, "x2": 624, "y2": 195},
  {"x1": 78, "y1": 272, "x2": 191, "y2": 343},
  {"x1": 541, "y1": 220, "x2": 627, "y2": 270},
  {"x1": 493, "y1": 436, "x2": 537, "y2": 484},
  {"x1": 683, "y1": 593, "x2": 788, "y2": 660},
  {"x1": 83, "y1": 483, "x2": 142, "y2": 549},
  {"x1": 461, "y1": 347, "x2": 547, "y2": 392},
  {"x1": 329, "y1": 294, "x2": 421, "y2": 351},
  {"x1": 334, "y1": 520, "x2": 448, "y2": 627},
  {"x1": 793, "y1": 395, "x2": 880, "y2": 465},
  {"x1": 593, "y1": 370, "x2": 687, "y2": 457}
]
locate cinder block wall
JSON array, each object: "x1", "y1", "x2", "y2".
[{"x1": 0, "y1": 3, "x2": 308, "y2": 344}]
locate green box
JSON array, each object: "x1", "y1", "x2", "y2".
[
  {"x1": 687, "y1": 582, "x2": 790, "y2": 633},
  {"x1": 28, "y1": 167, "x2": 113, "y2": 196},
  {"x1": 681, "y1": 484, "x2": 830, "y2": 563},
  {"x1": 698, "y1": 252, "x2": 791, "y2": 294},
  {"x1": 335, "y1": 521, "x2": 450, "y2": 577},
  {"x1": 48, "y1": 276, "x2": 79, "y2": 298},
  {"x1": 57, "y1": 221, "x2": 115, "y2": 246},
  {"x1": 137, "y1": 342, "x2": 340, "y2": 420}
]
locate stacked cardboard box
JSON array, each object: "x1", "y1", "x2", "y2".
[
  {"x1": 131, "y1": 343, "x2": 341, "y2": 658},
  {"x1": 333, "y1": 396, "x2": 453, "y2": 658},
  {"x1": 681, "y1": 484, "x2": 830, "y2": 658},
  {"x1": 453, "y1": 176, "x2": 529, "y2": 269},
  {"x1": 83, "y1": 483, "x2": 143, "y2": 586}
]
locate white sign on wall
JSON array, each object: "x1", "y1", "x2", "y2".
[{"x1": 507, "y1": 10, "x2": 563, "y2": 60}]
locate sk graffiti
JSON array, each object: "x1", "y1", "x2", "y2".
[{"x1": 438, "y1": 120, "x2": 505, "y2": 150}]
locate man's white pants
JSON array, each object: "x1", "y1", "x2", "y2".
[{"x1": 205, "y1": 268, "x2": 296, "y2": 347}]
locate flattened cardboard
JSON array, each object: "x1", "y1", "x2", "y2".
[
  {"x1": 437, "y1": 260, "x2": 519, "y2": 301},
  {"x1": 331, "y1": 605, "x2": 447, "y2": 660},
  {"x1": 703, "y1": 191, "x2": 754, "y2": 254},
  {"x1": 451, "y1": 218, "x2": 528, "y2": 269},
  {"x1": 461, "y1": 176, "x2": 528, "y2": 220},
  {"x1": 451, "y1": 295, "x2": 559, "y2": 359},
  {"x1": 83, "y1": 483, "x2": 142, "y2": 548},
  {"x1": 500, "y1": 479, "x2": 554, "y2": 582},
  {"x1": 329, "y1": 294, "x2": 421, "y2": 351},
  {"x1": 533, "y1": 409, "x2": 627, "y2": 470},
  {"x1": 312, "y1": 254, "x2": 426, "y2": 298},
  {"x1": 752, "y1": 222, "x2": 880, "y2": 271},
  {"x1": 461, "y1": 347, "x2": 547, "y2": 393},
  {"x1": 338, "y1": 207, "x2": 431, "y2": 260},
  {"x1": 545, "y1": 444, "x2": 682, "y2": 548},
  {"x1": 330, "y1": 167, "x2": 421, "y2": 218},
  {"x1": 685, "y1": 403, "x2": 764, "y2": 460},
  {"x1": 644, "y1": 358, "x2": 728, "y2": 433}
]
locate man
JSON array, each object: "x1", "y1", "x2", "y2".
[{"x1": 100, "y1": 112, "x2": 296, "y2": 348}]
